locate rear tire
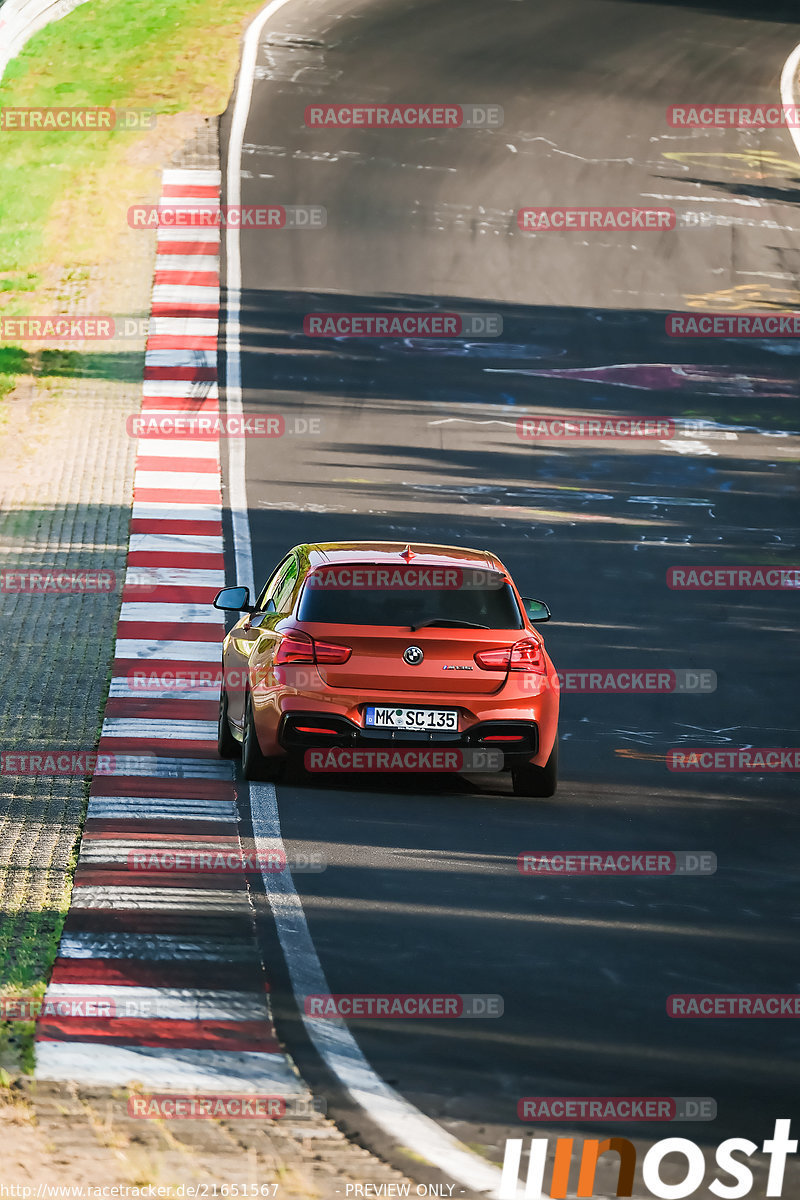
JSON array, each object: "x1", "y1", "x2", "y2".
[
  {"x1": 242, "y1": 693, "x2": 284, "y2": 783},
  {"x1": 512, "y1": 738, "x2": 558, "y2": 798},
  {"x1": 217, "y1": 688, "x2": 238, "y2": 759}
]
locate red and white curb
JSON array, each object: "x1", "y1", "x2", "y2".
[{"x1": 36, "y1": 167, "x2": 304, "y2": 1098}]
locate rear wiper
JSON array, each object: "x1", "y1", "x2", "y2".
[{"x1": 409, "y1": 618, "x2": 489, "y2": 631}]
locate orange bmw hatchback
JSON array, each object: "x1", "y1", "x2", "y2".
[{"x1": 213, "y1": 541, "x2": 559, "y2": 796}]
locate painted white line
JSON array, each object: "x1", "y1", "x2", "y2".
[
  {"x1": 133, "y1": 445, "x2": 222, "y2": 464},
  {"x1": 143, "y1": 380, "x2": 219, "y2": 398},
  {"x1": 81, "y1": 837, "x2": 242, "y2": 857},
  {"x1": 250, "y1": 786, "x2": 505, "y2": 1196},
  {"x1": 100, "y1": 755, "x2": 234, "y2": 778},
  {"x1": 225, "y1": 4, "x2": 506, "y2": 1191},
  {"x1": 132, "y1": 502, "x2": 223, "y2": 522},
  {"x1": 149, "y1": 316, "x2": 219, "y2": 336},
  {"x1": 157, "y1": 227, "x2": 220, "y2": 245},
  {"x1": 145, "y1": 350, "x2": 217, "y2": 370},
  {"x1": 163, "y1": 168, "x2": 222, "y2": 186},
  {"x1": 129, "y1": 532, "x2": 223, "y2": 553},
  {"x1": 46, "y1": 983, "x2": 268, "y2": 1020},
  {"x1": 36, "y1": 1043, "x2": 302, "y2": 1091},
  {"x1": 154, "y1": 255, "x2": 220, "y2": 273},
  {"x1": 70, "y1": 886, "x2": 250, "y2": 911},
  {"x1": 659, "y1": 438, "x2": 718, "y2": 457},
  {"x1": 101, "y1": 716, "x2": 219, "y2": 738},
  {"x1": 133, "y1": 470, "x2": 220, "y2": 491},
  {"x1": 109, "y1": 683, "x2": 221, "y2": 703},
  {"x1": 780, "y1": 42, "x2": 800, "y2": 161},
  {"x1": 155, "y1": 195, "x2": 223, "y2": 207},
  {"x1": 117, "y1": 602, "x2": 224, "y2": 624},
  {"x1": 152, "y1": 284, "x2": 220, "y2": 305},
  {"x1": 87, "y1": 798, "x2": 237, "y2": 821},
  {"x1": 113, "y1": 640, "x2": 222, "y2": 663},
  {"x1": 124, "y1": 566, "x2": 224, "y2": 586},
  {"x1": 140, "y1": 381, "x2": 215, "y2": 400},
  {"x1": 59, "y1": 932, "x2": 256, "y2": 961}
]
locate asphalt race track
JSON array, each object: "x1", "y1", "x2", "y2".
[{"x1": 219, "y1": 0, "x2": 800, "y2": 1192}]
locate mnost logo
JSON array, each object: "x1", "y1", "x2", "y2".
[{"x1": 499, "y1": 1119, "x2": 796, "y2": 1198}]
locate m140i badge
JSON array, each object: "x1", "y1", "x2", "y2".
[{"x1": 442, "y1": 664, "x2": 473, "y2": 671}]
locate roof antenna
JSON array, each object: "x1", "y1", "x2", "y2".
[{"x1": 400, "y1": 543, "x2": 415, "y2": 561}]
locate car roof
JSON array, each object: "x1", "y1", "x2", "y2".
[{"x1": 300, "y1": 541, "x2": 506, "y2": 573}]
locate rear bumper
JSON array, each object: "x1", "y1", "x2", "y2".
[
  {"x1": 278, "y1": 712, "x2": 538, "y2": 768},
  {"x1": 249, "y1": 678, "x2": 558, "y2": 767}
]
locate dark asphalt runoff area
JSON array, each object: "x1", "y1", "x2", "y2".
[{"x1": 220, "y1": 0, "x2": 800, "y2": 1193}]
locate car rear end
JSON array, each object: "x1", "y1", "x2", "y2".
[{"x1": 257, "y1": 553, "x2": 559, "y2": 775}]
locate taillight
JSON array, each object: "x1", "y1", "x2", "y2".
[
  {"x1": 313, "y1": 638, "x2": 352, "y2": 664},
  {"x1": 474, "y1": 638, "x2": 545, "y2": 673},
  {"x1": 274, "y1": 630, "x2": 351, "y2": 666},
  {"x1": 274, "y1": 631, "x2": 315, "y2": 665}
]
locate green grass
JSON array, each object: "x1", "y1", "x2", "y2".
[{"x1": 0, "y1": 0, "x2": 266, "y2": 397}]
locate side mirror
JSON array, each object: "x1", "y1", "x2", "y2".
[
  {"x1": 213, "y1": 585, "x2": 254, "y2": 613},
  {"x1": 522, "y1": 596, "x2": 551, "y2": 623}
]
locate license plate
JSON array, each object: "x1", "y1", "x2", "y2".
[{"x1": 365, "y1": 706, "x2": 458, "y2": 732}]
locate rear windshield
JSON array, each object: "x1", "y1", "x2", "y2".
[{"x1": 297, "y1": 567, "x2": 524, "y2": 629}]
